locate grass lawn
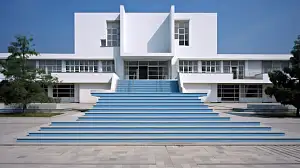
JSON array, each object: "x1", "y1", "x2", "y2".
[{"x1": 0, "y1": 112, "x2": 63, "y2": 117}]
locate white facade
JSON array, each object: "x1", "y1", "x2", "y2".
[{"x1": 0, "y1": 5, "x2": 291, "y2": 103}]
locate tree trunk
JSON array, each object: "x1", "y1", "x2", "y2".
[
  {"x1": 22, "y1": 104, "x2": 27, "y2": 113},
  {"x1": 297, "y1": 108, "x2": 300, "y2": 117}
]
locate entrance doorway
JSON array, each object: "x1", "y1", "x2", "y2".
[
  {"x1": 124, "y1": 61, "x2": 169, "y2": 80},
  {"x1": 139, "y1": 66, "x2": 148, "y2": 79}
]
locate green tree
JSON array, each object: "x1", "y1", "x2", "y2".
[
  {"x1": 0, "y1": 35, "x2": 58, "y2": 112},
  {"x1": 265, "y1": 35, "x2": 300, "y2": 117}
]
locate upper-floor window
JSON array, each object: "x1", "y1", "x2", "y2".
[
  {"x1": 39, "y1": 60, "x2": 62, "y2": 74},
  {"x1": 262, "y1": 61, "x2": 289, "y2": 73},
  {"x1": 107, "y1": 21, "x2": 120, "y2": 47},
  {"x1": 102, "y1": 60, "x2": 115, "y2": 72},
  {"x1": 223, "y1": 61, "x2": 245, "y2": 79},
  {"x1": 179, "y1": 60, "x2": 198, "y2": 73},
  {"x1": 201, "y1": 61, "x2": 221, "y2": 73},
  {"x1": 175, "y1": 20, "x2": 189, "y2": 46},
  {"x1": 65, "y1": 60, "x2": 98, "y2": 73}
]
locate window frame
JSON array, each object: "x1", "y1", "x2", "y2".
[
  {"x1": 175, "y1": 20, "x2": 189, "y2": 46},
  {"x1": 179, "y1": 60, "x2": 198, "y2": 73},
  {"x1": 107, "y1": 21, "x2": 120, "y2": 47},
  {"x1": 101, "y1": 60, "x2": 115, "y2": 72},
  {"x1": 65, "y1": 60, "x2": 98, "y2": 73}
]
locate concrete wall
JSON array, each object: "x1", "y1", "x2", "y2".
[
  {"x1": 171, "y1": 13, "x2": 217, "y2": 78},
  {"x1": 183, "y1": 83, "x2": 218, "y2": 102},
  {"x1": 78, "y1": 83, "x2": 111, "y2": 103},
  {"x1": 173, "y1": 13, "x2": 217, "y2": 58},
  {"x1": 124, "y1": 13, "x2": 171, "y2": 54},
  {"x1": 74, "y1": 13, "x2": 120, "y2": 59}
]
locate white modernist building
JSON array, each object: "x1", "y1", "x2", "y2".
[{"x1": 0, "y1": 5, "x2": 291, "y2": 103}]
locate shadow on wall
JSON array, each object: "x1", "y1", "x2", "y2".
[{"x1": 147, "y1": 16, "x2": 171, "y2": 53}]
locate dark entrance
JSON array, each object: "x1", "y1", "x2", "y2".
[{"x1": 139, "y1": 66, "x2": 148, "y2": 79}]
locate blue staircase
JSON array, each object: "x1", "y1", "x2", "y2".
[{"x1": 17, "y1": 80, "x2": 300, "y2": 143}]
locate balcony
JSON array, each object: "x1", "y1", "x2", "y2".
[{"x1": 51, "y1": 72, "x2": 115, "y2": 83}]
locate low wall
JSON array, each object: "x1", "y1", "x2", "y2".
[{"x1": 0, "y1": 103, "x2": 93, "y2": 112}]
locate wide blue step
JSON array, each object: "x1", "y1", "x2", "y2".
[
  {"x1": 77, "y1": 116, "x2": 230, "y2": 121},
  {"x1": 93, "y1": 105, "x2": 208, "y2": 108},
  {"x1": 95, "y1": 102, "x2": 203, "y2": 105},
  {"x1": 116, "y1": 89, "x2": 175, "y2": 93},
  {"x1": 88, "y1": 108, "x2": 213, "y2": 112},
  {"x1": 19, "y1": 137, "x2": 300, "y2": 143},
  {"x1": 27, "y1": 131, "x2": 285, "y2": 137},
  {"x1": 117, "y1": 85, "x2": 174, "y2": 87},
  {"x1": 84, "y1": 112, "x2": 219, "y2": 117},
  {"x1": 116, "y1": 90, "x2": 174, "y2": 92},
  {"x1": 92, "y1": 93, "x2": 205, "y2": 96},
  {"x1": 97, "y1": 100, "x2": 203, "y2": 103},
  {"x1": 50, "y1": 121, "x2": 261, "y2": 126},
  {"x1": 39, "y1": 126, "x2": 272, "y2": 131},
  {"x1": 98, "y1": 97, "x2": 202, "y2": 100}
]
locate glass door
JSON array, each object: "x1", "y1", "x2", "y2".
[{"x1": 231, "y1": 67, "x2": 238, "y2": 79}]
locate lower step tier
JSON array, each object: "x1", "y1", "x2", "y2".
[
  {"x1": 39, "y1": 126, "x2": 272, "y2": 131},
  {"x1": 17, "y1": 136, "x2": 300, "y2": 143},
  {"x1": 27, "y1": 131, "x2": 285, "y2": 137},
  {"x1": 50, "y1": 121, "x2": 261, "y2": 126},
  {"x1": 77, "y1": 116, "x2": 230, "y2": 121}
]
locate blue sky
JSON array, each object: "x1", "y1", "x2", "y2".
[{"x1": 0, "y1": 0, "x2": 299, "y2": 54}]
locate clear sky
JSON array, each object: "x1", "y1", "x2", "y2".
[{"x1": 0, "y1": 0, "x2": 299, "y2": 54}]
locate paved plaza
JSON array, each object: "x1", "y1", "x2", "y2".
[
  {"x1": 1, "y1": 104, "x2": 300, "y2": 167},
  {"x1": 0, "y1": 145, "x2": 300, "y2": 168}
]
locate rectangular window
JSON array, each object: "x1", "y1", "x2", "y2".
[
  {"x1": 107, "y1": 21, "x2": 120, "y2": 47},
  {"x1": 223, "y1": 61, "x2": 245, "y2": 79},
  {"x1": 53, "y1": 84, "x2": 74, "y2": 98},
  {"x1": 241, "y1": 84, "x2": 262, "y2": 98},
  {"x1": 179, "y1": 60, "x2": 198, "y2": 73},
  {"x1": 262, "y1": 61, "x2": 289, "y2": 73},
  {"x1": 102, "y1": 60, "x2": 115, "y2": 72},
  {"x1": 217, "y1": 84, "x2": 240, "y2": 102},
  {"x1": 175, "y1": 20, "x2": 189, "y2": 46},
  {"x1": 39, "y1": 60, "x2": 62, "y2": 74},
  {"x1": 201, "y1": 61, "x2": 221, "y2": 73},
  {"x1": 65, "y1": 60, "x2": 98, "y2": 73}
]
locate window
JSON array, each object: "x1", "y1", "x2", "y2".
[
  {"x1": 39, "y1": 60, "x2": 62, "y2": 74},
  {"x1": 217, "y1": 84, "x2": 239, "y2": 102},
  {"x1": 223, "y1": 61, "x2": 245, "y2": 79},
  {"x1": 241, "y1": 84, "x2": 262, "y2": 98},
  {"x1": 175, "y1": 20, "x2": 189, "y2": 46},
  {"x1": 263, "y1": 61, "x2": 289, "y2": 73},
  {"x1": 179, "y1": 60, "x2": 198, "y2": 73},
  {"x1": 65, "y1": 60, "x2": 98, "y2": 73},
  {"x1": 100, "y1": 39, "x2": 106, "y2": 47},
  {"x1": 102, "y1": 60, "x2": 115, "y2": 72},
  {"x1": 107, "y1": 21, "x2": 120, "y2": 47},
  {"x1": 53, "y1": 84, "x2": 74, "y2": 98},
  {"x1": 201, "y1": 61, "x2": 221, "y2": 73}
]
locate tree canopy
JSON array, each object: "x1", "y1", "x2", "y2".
[
  {"x1": 265, "y1": 35, "x2": 300, "y2": 117},
  {"x1": 0, "y1": 35, "x2": 58, "y2": 112}
]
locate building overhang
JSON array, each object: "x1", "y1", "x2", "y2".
[
  {"x1": 179, "y1": 54, "x2": 292, "y2": 61},
  {"x1": 51, "y1": 72, "x2": 115, "y2": 83},
  {"x1": 0, "y1": 53, "x2": 113, "y2": 60},
  {"x1": 121, "y1": 53, "x2": 173, "y2": 61},
  {"x1": 179, "y1": 73, "x2": 271, "y2": 84}
]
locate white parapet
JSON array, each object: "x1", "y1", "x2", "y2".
[{"x1": 51, "y1": 72, "x2": 115, "y2": 83}]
